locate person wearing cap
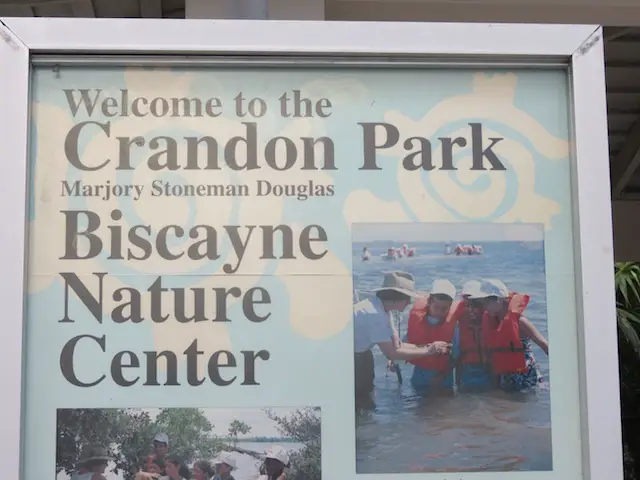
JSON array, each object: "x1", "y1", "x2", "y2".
[
  {"x1": 141, "y1": 432, "x2": 170, "y2": 476},
  {"x1": 71, "y1": 444, "x2": 112, "y2": 480},
  {"x1": 478, "y1": 279, "x2": 548, "y2": 392},
  {"x1": 212, "y1": 452, "x2": 236, "y2": 480},
  {"x1": 455, "y1": 279, "x2": 548, "y2": 391},
  {"x1": 405, "y1": 279, "x2": 464, "y2": 392},
  {"x1": 449, "y1": 279, "x2": 497, "y2": 390},
  {"x1": 257, "y1": 445, "x2": 289, "y2": 480},
  {"x1": 354, "y1": 271, "x2": 452, "y2": 409}
]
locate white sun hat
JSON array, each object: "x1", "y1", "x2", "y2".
[
  {"x1": 430, "y1": 279, "x2": 456, "y2": 300},
  {"x1": 265, "y1": 445, "x2": 290, "y2": 466},
  {"x1": 475, "y1": 279, "x2": 510, "y2": 299},
  {"x1": 153, "y1": 433, "x2": 169, "y2": 445},
  {"x1": 214, "y1": 452, "x2": 236, "y2": 470},
  {"x1": 461, "y1": 280, "x2": 482, "y2": 298}
]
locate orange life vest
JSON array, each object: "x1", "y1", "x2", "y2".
[
  {"x1": 482, "y1": 293, "x2": 530, "y2": 375},
  {"x1": 144, "y1": 455, "x2": 165, "y2": 475},
  {"x1": 457, "y1": 292, "x2": 529, "y2": 374},
  {"x1": 406, "y1": 297, "x2": 464, "y2": 371},
  {"x1": 457, "y1": 310, "x2": 490, "y2": 366}
]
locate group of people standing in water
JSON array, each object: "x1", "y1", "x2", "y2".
[{"x1": 353, "y1": 270, "x2": 549, "y2": 410}]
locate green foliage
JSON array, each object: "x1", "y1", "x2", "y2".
[
  {"x1": 616, "y1": 262, "x2": 640, "y2": 353},
  {"x1": 227, "y1": 419, "x2": 252, "y2": 446},
  {"x1": 615, "y1": 262, "x2": 640, "y2": 479},
  {"x1": 112, "y1": 409, "x2": 155, "y2": 475},
  {"x1": 264, "y1": 407, "x2": 321, "y2": 480},
  {"x1": 56, "y1": 409, "x2": 126, "y2": 474},
  {"x1": 236, "y1": 436, "x2": 297, "y2": 443},
  {"x1": 56, "y1": 408, "x2": 223, "y2": 478},
  {"x1": 154, "y1": 408, "x2": 220, "y2": 463}
]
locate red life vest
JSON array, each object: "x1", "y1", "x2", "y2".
[
  {"x1": 457, "y1": 310, "x2": 490, "y2": 366},
  {"x1": 406, "y1": 297, "x2": 464, "y2": 371},
  {"x1": 457, "y1": 293, "x2": 529, "y2": 374},
  {"x1": 144, "y1": 454, "x2": 165, "y2": 475},
  {"x1": 482, "y1": 293, "x2": 529, "y2": 375}
]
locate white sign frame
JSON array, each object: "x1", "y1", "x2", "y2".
[{"x1": 0, "y1": 18, "x2": 620, "y2": 479}]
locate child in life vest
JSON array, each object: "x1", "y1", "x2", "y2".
[
  {"x1": 406, "y1": 279, "x2": 459, "y2": 392},
  {"x1": 452, "y1": 280, "x2": 496, "y2": 390}
]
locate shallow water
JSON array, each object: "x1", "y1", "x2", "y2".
[{"x1": 353, "y1": 241, "x2": 552, "y2": 474}]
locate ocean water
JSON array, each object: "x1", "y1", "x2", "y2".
[{"x1": 353, "y1": 241, "x2": 552, "y2": 474}]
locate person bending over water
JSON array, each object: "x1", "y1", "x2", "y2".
[
  {"x1": 354, "y1": 271, "x2": 452, "y2": 410},
  {"x1": 405, "y1": 279, "x2": 463, "y2": 393},
  {"x1": 478, "y1": 279, "x2": 549, "y2": 392}
]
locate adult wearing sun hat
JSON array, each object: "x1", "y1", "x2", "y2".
[
  {"x1": 353, "y1": 271, "x2": 452, "y2": 410},
  {"x1": 476, "y1": 279, "x2": 549, "y2": 393},
  {"x1": 71, "y1": 444, "x2": 113, "y2": 480},
  {"x1": 257, "y1": 445, "x2": 290, "y2": 480},
  {"x1": 212, "y1": 452, "x2": 237, "y2": 480}
]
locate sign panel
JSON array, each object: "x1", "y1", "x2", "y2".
[{"x1": 25, "y1": 64, "x2": 581, "y2": 480}]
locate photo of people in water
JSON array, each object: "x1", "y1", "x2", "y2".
[{"x1": 352, "y1": 222, "x2": 551, "y2": 474}]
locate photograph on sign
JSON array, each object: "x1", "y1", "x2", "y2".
[
  {"x1": 55, "y1": 406, "x2": 320, "y2": 480},
  {"x1": 353, "y1": 222, "x2": 550, "y2": 473},
  {"x1": 21, "y1": 63, "x2": 582, "y2": 480}
]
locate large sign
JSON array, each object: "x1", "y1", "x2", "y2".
[{"x1": 0, "y1": 19, "x2": 620, "y2": 480}]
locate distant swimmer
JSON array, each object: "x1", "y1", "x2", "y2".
[
  {"x1": 361, "y1": 246, "x2": 371, "y2": 261},
  {"x1": 381, "y1": 247, "x2": 398, "y2": 261},
  {"x1": 452, "y1": 244, "x2": 482, "y2": 256},
  {"x1": 470, "y1": 244, "x2": 483, "y2": 255}
]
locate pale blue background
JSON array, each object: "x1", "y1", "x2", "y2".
[{"x1": 24, "y1": 66, "x2": 582, "y2": 480}]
